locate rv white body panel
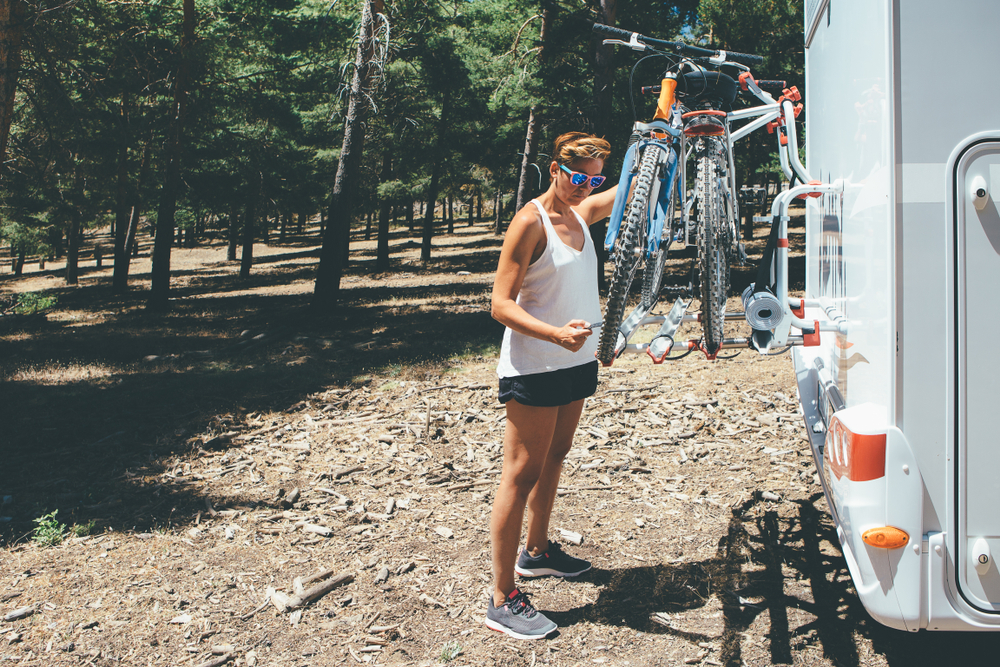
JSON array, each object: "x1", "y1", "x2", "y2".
[{"x1": 795, "y1": 0, "x2": 1000, "y2": 631}]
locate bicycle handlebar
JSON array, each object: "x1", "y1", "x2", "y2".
[
  {"x1": 592, "y1": 23, "x2": 764, "y2": 67},
  {"x1": 755, "y1": 80, "x2": 787, "y2": 91}
]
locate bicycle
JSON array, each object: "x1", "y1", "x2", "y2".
[{"x1": 592, "y1": 23, "x2": 797, "y2": 364}]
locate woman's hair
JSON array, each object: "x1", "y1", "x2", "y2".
[{"x1": 552, "y1": 132, "x2": 611, "y2": 165}]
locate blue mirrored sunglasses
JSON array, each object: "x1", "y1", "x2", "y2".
[{"x1": 559, "y1": 164, "x2": 606, "y2": 188}]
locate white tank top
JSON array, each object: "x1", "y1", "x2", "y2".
[{"x1": 497, "y1": 199, "x2": 601, "y2": 378}]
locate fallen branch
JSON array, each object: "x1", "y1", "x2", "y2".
[
  {"x1": 281, "y1": 572, "x2": 354, "y2": 611},
  {"x1": 3, "y1": 607, "x2": 33, "y2": 622}
]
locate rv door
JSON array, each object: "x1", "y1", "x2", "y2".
[{"x1": 954, "y1": 137, "x2": 1000, "y2": 613}]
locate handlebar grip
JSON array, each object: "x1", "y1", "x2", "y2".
[
  {"x1": 725, "y1": 50, "x2": 764, "y2": 66},
  {"x1": 640, "y1": 85, "x2": 661, "y2": 95},
  {"x1": 756, "y1": 79, "x2": 787, "y2": 91},
  {"x1": 592, "y1": 22, "x2": 634, "y2": 41}
]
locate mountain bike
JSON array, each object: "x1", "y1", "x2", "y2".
[{"x1": 592, "y1": 23, "x2": 797, "y2": 364}]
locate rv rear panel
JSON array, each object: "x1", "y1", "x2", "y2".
[{"x1": 796, "y1": 0, "x2": 1000, "y2": 631}]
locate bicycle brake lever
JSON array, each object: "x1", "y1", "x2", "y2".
[{"x1": 602, "y1": 36, "x2": 646, "y2": 52}]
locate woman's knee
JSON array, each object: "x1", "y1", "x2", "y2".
[{"x1": 500, "y1": 462, "x2": 544, "y2": 496}]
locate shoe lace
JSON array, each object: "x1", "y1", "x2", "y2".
[{"x1": 509, "y1": 590, "x2": 537, "y2": 618}]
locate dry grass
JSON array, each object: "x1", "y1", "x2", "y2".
[{"x1": 2, "y1": 217, "x2": 993, "y2": 666}]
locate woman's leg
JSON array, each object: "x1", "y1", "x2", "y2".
[
  {"x1": 490, "y1": 400, "x2": 559, "y2": 607},
  {"x1": 523, "y1": 398, "x2": 585, "y2": 555}
]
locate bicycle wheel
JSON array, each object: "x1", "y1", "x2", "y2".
[
  {"x1": 641, "y1": 175, "x2": 678, "y2": 309},
  {"x1": 597, "y1": 144, "x2": 659, "y2": 365},
  {"x1": 696, "y1": 141, "x2": 731, "y2": 354}
]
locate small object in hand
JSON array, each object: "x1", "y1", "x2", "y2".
[{"x1": 588, "y1": 320, "x2": 603, "y2": 330}]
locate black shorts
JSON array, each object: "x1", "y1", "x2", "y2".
[{"x1": 498, "y1": 361, "x2": 599, "y2": 407}]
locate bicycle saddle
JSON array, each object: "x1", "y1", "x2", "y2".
[{"x1": 677, "y1": 71, "x2": 738, "y2": 110}]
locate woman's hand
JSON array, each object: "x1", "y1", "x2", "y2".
[{"x1": 550, "y1": 319, "x2": 593, "y2": 352}]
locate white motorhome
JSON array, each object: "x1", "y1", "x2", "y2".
[{"x1": 793, "y1": 0, "x2": 1000, "y2": 631}]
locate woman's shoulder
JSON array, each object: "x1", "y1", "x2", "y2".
[{"x1": 509, "y1": 201, "x2": 545, "y2": 233}]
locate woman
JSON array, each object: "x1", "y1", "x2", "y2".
[{"x1": 486, "y1": 132, "x2": 617, "y2": 639}]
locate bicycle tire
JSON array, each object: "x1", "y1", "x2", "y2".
[
  {"x1": 696, "y1": 141, "x2": 730, "y2": 354},
  {"x1": 640, "y1": 174, "x2": 678, "y2": 309},
  {"x1": 597, "y1": 145, "x2": 659, "y2": 365}
]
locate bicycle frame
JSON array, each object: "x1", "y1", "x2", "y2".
[
  {"x1": 604, "y1": 120, "x2": 683, "y2": 257},
  {"x1": 604, "y1": 72, "x2": 787, "y2": 260}
]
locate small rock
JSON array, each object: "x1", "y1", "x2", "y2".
[
  {"x1": 761, "y1": 491, "x2": 781, "y2": 502},
  {"x1": 375, "y1": 567, "x2": 390, "y2": 584},
  {"x1": 169, "y1": 614, "x2": 192, "y2": 624},
  {"x1": 434, "y1": 526, "x2": 454, "y2": 539}
]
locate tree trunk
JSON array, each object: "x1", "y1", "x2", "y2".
[
  {"x1": 0, "y1": 0, "x2": 26, "y2": 169},
  {"x1": 591, "y1": 0, "x2": 616, "y2": 139},
  {"x1": 124, "y1": 205, "x2": 140, "y2": 259},
  {"x1": 13, "y1": 242, "x2": 23, "y2": 276},
  {"x1": 227, "y1": 205, "x2": 239, "y2": 261},
  {"x1": 467, "y1": 196, "x2": 474, "y2": 226},
  {"x1": 65, "y1": 210, "x2": 80, "y2": 285},
  {"x1": 240, "y1": 174, "x2": 261, "y2": 280},
  {"x1": 494, "y1": 189, "x2": 502, "y2": 235},
  {"x1": 112, "y1": 123, "x2": 131, "y2": 291},
  {"x1": 148, "y1": 0, "x2": 195, "y2": 310},
  {"x1": 590, "y1": 0, "x2": 616, "y2": 292},
  {"x1": 375, "y1": 151, "x2": 392, "y2": 271},
  {"x1": 313, "y1": 0, "x2": 384, "y2": 310},
  {"x1": 447, "y1": 196, "x2": 454, "y2": 234},
  {"x1": 280, "y1": 212, "x2": 287, "y2": 241},
  {"x1": 477, "y1": 193, "x2": 482, "y2": 222},
  {"x1": 514, "y1": 9, "x2": 550, "y2": 213},
  {"x1": 515, "y1": 105, "x2": 541, "y2": 214},
  {"x1": 420, "y1": 97, "x2": 451, "y2": 261},
  {"x1": 406, "y1": 198, "x2": 414, "y2": 233},
  {"x1": 365, "y1": 210, "x2": 373, "y2": 240}
]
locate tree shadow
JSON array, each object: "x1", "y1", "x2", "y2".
[
  {"x1": 544, "y1": 494, "x2": 1000, "y2": 666},
  {"x1": 0, "y1": 261, "x2": 504, "y2": 546}
]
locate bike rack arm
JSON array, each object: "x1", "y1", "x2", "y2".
[
  {"x1": 729, "y1": 105, "x2": 781, "y2": 143},
  {"x1": 781, "y1": 99, "x2": 811, "y2": 183},
  {"x1": 768, "y1": 181, "x2": 844, "y2": 337}
]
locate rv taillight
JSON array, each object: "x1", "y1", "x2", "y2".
[{"x1": 862, "y1": 526, "x2": 909, "y2": 549}]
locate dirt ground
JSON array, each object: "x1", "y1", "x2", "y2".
[{"x1": 2, "y1": 218, "x2": 999, "y2": 666}]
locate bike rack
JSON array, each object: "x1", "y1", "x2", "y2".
[
  {"x1": 599, "y1": 58, "x2": 849, "y2": 365},
  {"x1": 610, "y1": 178, "x2": 848, "y2": 361}
]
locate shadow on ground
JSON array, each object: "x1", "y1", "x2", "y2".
[
  {"x1": 0, "y1": 230, "x2": 504, "y2": 545},
  {"x1": 546, "y1": 494, "x2": 1000, "y2": 666}
]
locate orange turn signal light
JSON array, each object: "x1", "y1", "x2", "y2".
[{"x1": 862, "y1": 526, "x2": 909, "y2": 549}]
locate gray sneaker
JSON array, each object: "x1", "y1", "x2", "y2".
[
  {"x1": 484, "y1": 589, "x2": 557, "y2": 640},
  {"x1": 515, "y1": 541, "x2": 591, "y2": 578}
]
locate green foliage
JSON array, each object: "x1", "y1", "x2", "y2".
[
  {"x1": 439, "y1": 641, "x2": 462, "y2": 662},
  {"x1": 14, "y1": 292, "x2": 58, "y2": 315},
  {"x1": 69, "y1": 520, "x2": 97, "y2": 537},
  {"x1": 0, "y1": 0, "x2": 804, "y2": 288},
  {"x1": 32, "y1": 510, "x2": 66, "y2": 547}
]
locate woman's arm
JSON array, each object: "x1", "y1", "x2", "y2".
[
  {"x1": 491, "y1": 208, "x2": 594, "y2": 352},
  {"x1": 573, "y1": 182, "x2": 619, "y2": 226}
]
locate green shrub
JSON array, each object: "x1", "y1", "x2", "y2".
[
  {"x1": 439, "y1": 641, "x2": 462, "y2": 662},
  {"x1": 32, "y1": 510, "x2": 66, "y2": 547},
  {"x1": 14, "y1": 292, "x2": 58, "y2": 315},
  {"x1": 69, "y1": 520, "x2": 97, "y2": 537}
]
